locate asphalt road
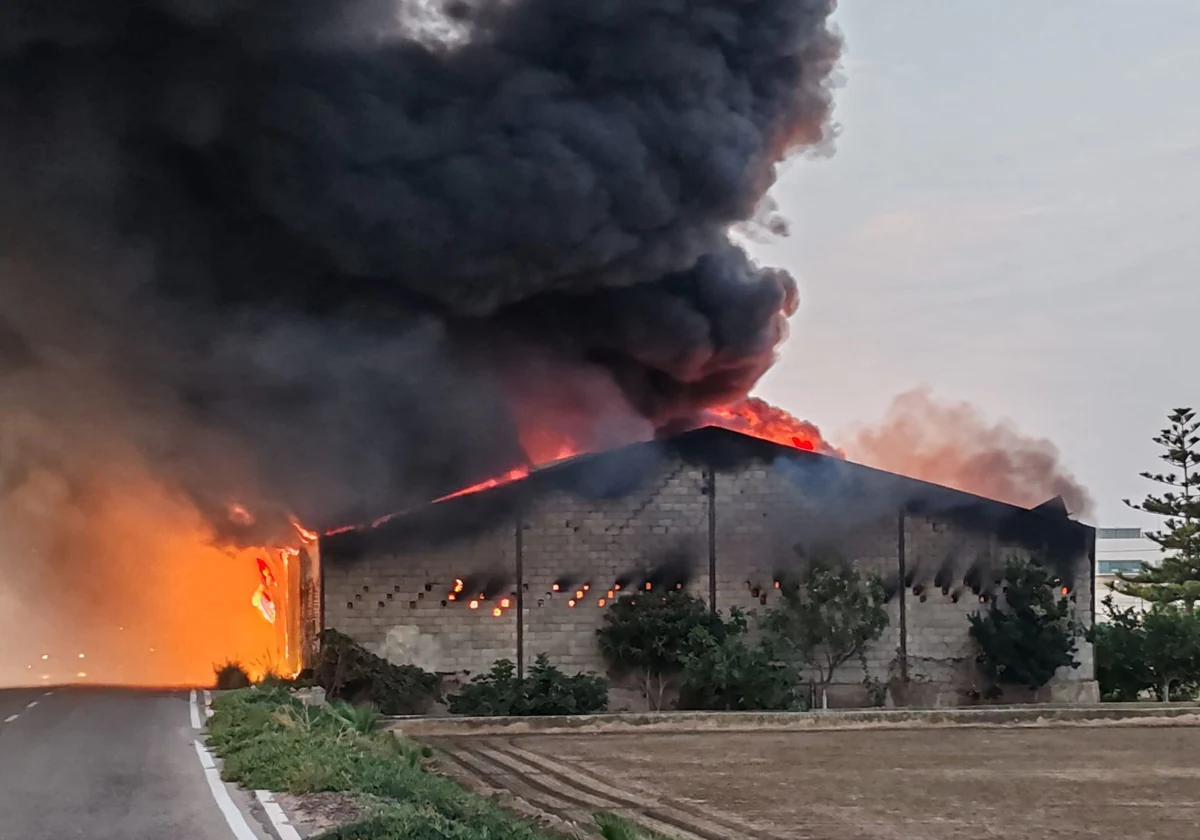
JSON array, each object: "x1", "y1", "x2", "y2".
[{"x1": 0, "y1": 686, "x2": 262, "y2": 840}]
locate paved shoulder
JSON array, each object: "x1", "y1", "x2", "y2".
[{"x1": 0, "y1": 687, "x2": 249, "y2": 840}]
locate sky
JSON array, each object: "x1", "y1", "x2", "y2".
[{"x1": 747, "y1": 0, "x2": 1200, "y2": 527}]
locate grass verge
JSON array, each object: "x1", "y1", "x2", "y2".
[{"x1": 207, "y1": 687, "x2": 666, "y2": 839}]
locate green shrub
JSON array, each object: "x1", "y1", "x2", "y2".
[
  {"x1": 206, "y1": 688, "x2": 553, "y2": 840},
  {"x1": 968, "y1": 558, "x2": 1082, "y2": 697},
  {"x1": 314, "y1": 629, "x2": 441, "y2": 715},
  {"x1": 677, "y1": 609, "x2": 801, "y2": 711},
  {"x1": 1140, "y1": 605, "x2": 1200, "y2": 701},
  {"x1": 330, "y1": 700, "x2": 383, "y2": 733},
  {"x1": 447, "y1": 654, "x2": 608, "y2": 716},
  {"x1": 214, "y1": 661, "x2": 253, "y2": 690},
  {"x1": 597, "y1": 589, "x2": 729, "y2": 709},
  {"x1": 1090, "y1": 596, "x2": 1155, "y2": 701},
  {"x1": 594, "y1": 812, "x2": 671, "y2": 840}
]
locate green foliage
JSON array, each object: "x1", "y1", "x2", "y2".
[
  {"x1": 315, "y1": 629, "x2": 441, "y2": 715},
  {"x1": 447, "y1": 654, "x2": 609, "y2": 716},
  {"x1": 761, "y1": 554, "x2": 889, "y2": 695},
  {"x1": 596, "y1": 589, "x2": 729, "y2": 709},
  {"x1": 1090, "y1": 597, "x2": 1155, "y2": 701},
  {"x1": 1114, "y1": 408, "x2": 1200, "y2": 609},
  {"x1": 214, "y1": 660, "x2": 253, "y2": 690},
  {"x1": 1091, "y1": 596, "x2": 1200, "y2": 702},
  {"x1": 330, "y1": 700, "x2": 383, "y2": 733},
  {"x1": 207, "y1": 688, "x2": 554, "y2": 840},
  {"x1": 968, "y1": 558, "x2": 1082, "y2": 695},
  {"x1": 1142, "y1": 606, "x2": 1200, "y2": 701},
  {"x1": 677, "y1": 609, "x2": 801, "y2": 711},
  {"x1": 593, "y1": 812, "x2": 672, "y2": 840}
]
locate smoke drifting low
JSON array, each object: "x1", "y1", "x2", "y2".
[{"x1": 845, "y1": 388, "x2": 1094, "y2": 519}]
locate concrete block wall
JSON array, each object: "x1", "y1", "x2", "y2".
[
  {"x1": 322, "y1": 520, "x2": 519, "y2": 676},
  {"x1": 902, "y1": 517, "x2": 1011, "y2": 700},
  {"x1": 713, "y1": 467, "x2": 902, "y2": 687},
  {"x1": 321, "y1": 452, "x2": 1096, "y2": 706},
  {"x1": 902, "y1": 514, "x2": 1094, "y2": 703},
  {"x1": 520, "y1": 462, "x2": 708, "y2": 674}
]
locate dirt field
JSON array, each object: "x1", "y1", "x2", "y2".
[{"x1": 430, "y1": 725, "x2": 1200, "y2": 840}]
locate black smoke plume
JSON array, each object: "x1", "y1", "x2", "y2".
[{"x1": 0, "y1": 0, "x2": 842, "y2": 540}]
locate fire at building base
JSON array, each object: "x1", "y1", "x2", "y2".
[
  {"x1": 301, "y1": 427, "x2": 1099, "y2": 708},
  {"x1": 0, "y1": 462, "x2": 303, "y2": 687}
]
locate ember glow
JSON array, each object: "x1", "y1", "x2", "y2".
[{"x1": 433, "y1": 467, "x2": 531, "y2": 502}]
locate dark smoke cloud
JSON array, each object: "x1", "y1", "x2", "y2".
[{"x1": 0, "y1": 0, "x2": 841, "y2": 537}]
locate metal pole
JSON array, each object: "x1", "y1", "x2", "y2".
[
  {"x1": 515, "y1": 509, "x2": 525, "y2": 679},
  {"x1": 706, "y1": 469, "x2": 717, "y2": 612},
  {"x1": 897, "y1": 510, "x2": 909, "y2": 685}
]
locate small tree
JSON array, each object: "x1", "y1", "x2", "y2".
[
  {"x1": 761, "y1": 553, "x2": 889, "y2": 708},
  {"x1": 1114, "y1": 408, "x2": 1200, "y2": 610},
  {"x1": 596, "y1": 589, "x2": 727, "y2": 710},
  {"x1": 1089, "y1": 596, "x2": 1154, "y2": 701},
  {"x1": 677, "y1": 609, "x2": 801, "y2": 711},
  {"x1": 1141, "y1": 606, "x2": 1200, "y2": 702},
  {"x1": 1090, "y1": 596, "x2": 1200, "y2": 702},
  {"x1": 969, "y1": 558, "x2": 1082, "y2": 697}
]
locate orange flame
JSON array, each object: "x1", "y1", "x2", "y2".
[
  {"x1": 256, "y1": 557, "x2": 278, "y2": 588},
  {"x1": 315, "y1": 396, "x2": 838, "y2": 536},
  {"x1": 290, "y1": 516, "x2": 319, "y2": 543},
  {"x1": 433, "y1": 467, "x2": 530, "y2": 502},
  {"x1": 702, "y1": 397, "x2": 840, "y2": 456},
  {"x1": 251, "y1": 585, "x2": 277, "y2": 625}
]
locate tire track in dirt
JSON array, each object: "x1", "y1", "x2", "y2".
[
  {"x1": 432, "y1": 736, "x2": 711, "y2": 839},
  {"x1": 428, "y1": 736, "x2": 799, "y2": 840},
  {"x1": 433, "y1": 741, "x2": 595, "y2": 833},
  {"x1": 494, "y1": 739, "x2": 799, "y2": 840}
]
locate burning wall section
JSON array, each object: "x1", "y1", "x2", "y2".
[{"x1": 320, "y1": 429, "x2": 1097, "y2": 707}]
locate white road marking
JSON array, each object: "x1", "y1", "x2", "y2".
[
  {"x1": 25, "y1": 701, "x2": 37, "y2": 710},
  {"x1": 43, "y1": 691, "x2": 54, "y2": 697},
  {"x1": 255, "y1": 790, "x2": 302, "y2": 840},
  {"x1": 3, "y1": 714, "x2": 18, "y2": 723},
  {"x1": 189, "y1": 689, "x2": 202, "y2": 730},
  {"x1": 192, "y1": 740, "x2": 259, "y2": 840}
]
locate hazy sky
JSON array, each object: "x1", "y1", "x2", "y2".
[{"x1": 748, "y1": 0, "x2": 1200, "y2": 526}]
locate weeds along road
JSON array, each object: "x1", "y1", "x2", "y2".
[{"x1": 0, "y1": 686, "x2": 264, "y2": 840}]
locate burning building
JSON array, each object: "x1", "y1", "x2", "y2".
[
  {"x1": 313, "y1": 427, "x2": 1098, "y2": 707},
  {"x1": 0, "y1": 2, "x2": 1093, "y2": 690}
]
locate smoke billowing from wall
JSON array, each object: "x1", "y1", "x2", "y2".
[{"x1": 845, "y1": 388, "x2": 1094, "y2": 520}]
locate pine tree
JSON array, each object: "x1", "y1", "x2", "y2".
[{"x1": 1114, "y1": 408, "x2": 1200, "y2": 610}]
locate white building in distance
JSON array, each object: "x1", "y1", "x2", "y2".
[{"x1": 1094, "y1": 527, "x2": 1163, "y2": 618}]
